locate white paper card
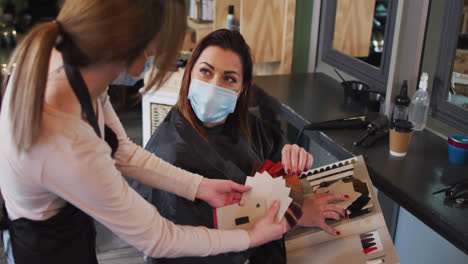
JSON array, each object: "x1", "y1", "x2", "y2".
[{"x1": 240, "y1": 171, "x2": 292, "y2": 223}]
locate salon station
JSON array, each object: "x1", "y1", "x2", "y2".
[{"x1": 0, "y1": 0, "x2": 467, "y2": 264}]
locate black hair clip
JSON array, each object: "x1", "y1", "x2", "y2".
[{"x1": 52, "y1": 20, "x2": 65, "y2": 51}]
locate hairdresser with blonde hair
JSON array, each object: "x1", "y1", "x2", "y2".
[{"x1": 0, "y1": 1, "x2": 286, "y2": 263}]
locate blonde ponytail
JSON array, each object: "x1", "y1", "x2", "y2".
[
  {"x1": 7, "y1": 22, "x2": 59, "y2": 152},
  {"x1": 6, "y1": 0, "x2": 187, "y2": 152}
]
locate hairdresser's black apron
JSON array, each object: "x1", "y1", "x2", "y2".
[{"x1": 0, "y1": 64, "x2": 118, "y2": 264}]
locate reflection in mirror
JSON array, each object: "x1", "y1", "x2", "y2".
[
  {"x1": 322, "y1": 0, "x2": 398, "y2": 91},
  {"x1": 449, "y1": 6, "x2": 468, "y2": 111},
  {"x1": 332, "y1": 0, "x2": 388, "y2": 68},
  {"x1": 430, "y1": 0, "x2": 468, "y2": 132}
]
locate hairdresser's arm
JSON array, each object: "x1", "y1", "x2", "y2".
[
  {"x1": 42, "y1": 139, "x2": 286, "y2": 257},
  {"x1": 41, "y1": 138, "x2": 251, "y2": 257},
  {"x1": 100, "y1": 92, "x2": 203, "y2": 201}
]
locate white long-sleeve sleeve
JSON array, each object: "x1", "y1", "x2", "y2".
[
  {"x1": 39, "y1": 129, "x2": 249, "y2": 258},
  {"x1": 101, "y1": 93, "x2": 202, "y2": 201}
]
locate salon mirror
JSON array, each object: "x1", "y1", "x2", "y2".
[
  {"x1": 322, "y1": 0, "x2": 399, "y2": 91},
  {"x1": 430, "y1": 0, "x2": 468, "y2": 132},
  {"x1": 332, "y1": 0, "x2": 386, "y2": 67},
  {"x1": 448, "y1": 8, "x2": 468, "y2": 112}
]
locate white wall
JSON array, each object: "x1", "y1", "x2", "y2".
[{"x1": 394, "y1": 207, "x2": 468, "y2": 264}]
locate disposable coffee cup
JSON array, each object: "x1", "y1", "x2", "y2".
[{"x1": 389, "y1": 120, "x2": 414, "y2": 157}]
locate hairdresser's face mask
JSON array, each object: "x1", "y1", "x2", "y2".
[
  {"x1": 188, "y1": 79, "x2": 238, "y2": 124},
  {"x1": 111, "y1": 56, "x2": 154, "y2": 86}
]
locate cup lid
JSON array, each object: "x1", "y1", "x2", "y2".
[
  {"x1": 391, "y1": 119, "x2": 413, "y2": 132},
  {"x1": 448, "y1": 134, "x2": 468, "y2": 149}
]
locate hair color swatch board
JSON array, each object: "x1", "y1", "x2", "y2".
[{"x1": 285, "y1": 156, "x2": 399, "y2": 264}]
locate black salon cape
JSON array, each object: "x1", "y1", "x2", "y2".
[{"x1": 141, "y1": 108, "x2": 288, "y2": 264}]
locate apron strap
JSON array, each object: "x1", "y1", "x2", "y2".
[
  {"x1": 63, "y1": 63, "x2": 102, "y2": 138},
  {"x1": 0, "y1": 204, "x2": 9, "y2": 230},
  {"x1": 63, "y1": 63, "x2": 118, "y2": 156}
]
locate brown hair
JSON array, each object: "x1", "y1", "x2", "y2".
[
  {"x1": 174, "y1": 29, "x2": 253, "y2": 144},
  {"x1": 6, "y1": 0, "x2": 186, "y2": 152}
]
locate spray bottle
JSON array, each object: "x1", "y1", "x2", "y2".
[{"x1": 409, "y1": 72, "x2": 430, "y2": 131}]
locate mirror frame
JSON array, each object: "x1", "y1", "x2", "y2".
[
  {"x1": 431, "y1": 0, "x2": 468, "y2": 133},
  {"x1": 321, "y1": 0, "x2": 399, "y2": 91}
]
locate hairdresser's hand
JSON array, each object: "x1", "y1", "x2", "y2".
[
  {"x1": 248, "y1": 200, "x2": 287, "y2": 248},
  {"x1": 297, "y1": 192, "x2": 348, "y2": 236},
  {"x1": 282, "y1": 144, "x2": 313, "y2": 177},
  {"x1": 196, "y1": 178, "x2": 251, "y2": 208}
]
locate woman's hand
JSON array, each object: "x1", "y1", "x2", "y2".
[
  {"x1": 196, "y1": 178, "x2": 251, "y2": 208},
  {"x1": 297, "y1": 192, "x2": 349, "y2": 236},
  {"x1": 248, "y1": 200, "x2": 287, "y2": 248},
  {"x1": 281, "y1": 144, "x2": 313, "y2": 176}
]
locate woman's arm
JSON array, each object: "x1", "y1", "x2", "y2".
[
  {"x1": 297, "y1": 192, "x2": 348, "y2": 235},
  {"x1": 283, "y1": 192, "x2": 349, "y2": 236}
]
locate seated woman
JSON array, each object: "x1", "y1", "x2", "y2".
[{"x1": 143, "y1": 29, "x2": 347, "y2": 264}]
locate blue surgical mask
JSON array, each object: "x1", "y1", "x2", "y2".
[
  {"x1": 110, "y1": 56, "x2": 154, "y2": 86},
  {"x1": 188, "y1": 79, "x2": 238, "y2": 124}
]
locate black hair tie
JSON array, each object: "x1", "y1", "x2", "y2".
[{"x1": 52, "y1": 19, "x2": 65, "y2": 51}]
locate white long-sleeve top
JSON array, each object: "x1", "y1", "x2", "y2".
[{"x1": 0, "y1": 85, "x2": 249, "y2": 258}]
